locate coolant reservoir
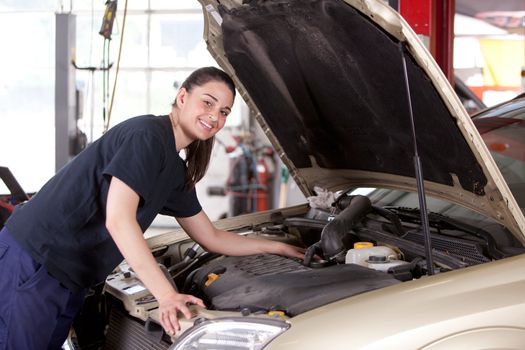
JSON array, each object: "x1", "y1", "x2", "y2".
[{"x1": 345, "y1": 243, "x2": 398, "y2": 267}]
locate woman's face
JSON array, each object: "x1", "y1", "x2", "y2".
[{"x1": 177, "y1": 80, "x2": 234, "y2": 141}]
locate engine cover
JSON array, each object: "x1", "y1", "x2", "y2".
[{"x1": 192, "y1": 254, "x2": 400, "y2": 316}]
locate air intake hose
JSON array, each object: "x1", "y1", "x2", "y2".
[{"x1": 320, "y1": 195, "x2": 372, "y2": 262}]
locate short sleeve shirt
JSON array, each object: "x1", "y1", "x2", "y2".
[{"x1": 6, "y1": 115, "x2": 201, "y2": 292}]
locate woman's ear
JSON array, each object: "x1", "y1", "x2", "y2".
[{"x1": 176, "y1": 88, "x2": 187, "y2": 107}]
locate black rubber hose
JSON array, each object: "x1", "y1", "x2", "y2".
[
  {"x1": 320, "y1": 195, "x2": 372, "y2": 262},
  {"x1": 303, "y1": 242, "x2": 321, "y2": 267}
]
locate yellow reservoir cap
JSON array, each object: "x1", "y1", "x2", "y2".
[{"x1": 354, "y1": 242, "x2": 374, "y2": 249}]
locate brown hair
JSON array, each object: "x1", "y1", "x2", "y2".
[{"x1": 174, "y1": 67, "x2": 236, "y2": 189}]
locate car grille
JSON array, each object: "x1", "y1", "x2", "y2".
[{"x1": 105, "y1": 307, "x2": 171, "y2": 350}]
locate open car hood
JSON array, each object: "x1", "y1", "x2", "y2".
[{"x1": 198, "y1": 0, "x2": 525, "y2": 241}]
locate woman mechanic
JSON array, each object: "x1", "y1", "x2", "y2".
[{"x1": 0, "y1": 67, "x2": 305, "y2": 349}]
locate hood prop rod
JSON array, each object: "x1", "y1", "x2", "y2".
[{"x1": 399, "y1": 43, "x2": 435, "y2": 275}]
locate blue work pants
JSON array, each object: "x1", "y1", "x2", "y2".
[{"x1": 0, "y1": 227, "x2": 85, "y2": 350}]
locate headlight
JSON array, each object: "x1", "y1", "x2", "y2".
[{"x1": 170, "y1": 317, "x2": 290, "y2": 350}]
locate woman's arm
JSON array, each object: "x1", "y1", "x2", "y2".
[
  {"x1": 176, "y1": 211, "x2": 305, "y2": 259},
  {"x1": 105, "y1": 177, "x2": 204, "y2": 336}
]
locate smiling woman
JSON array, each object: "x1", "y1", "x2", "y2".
[{"x1": 0, "y1": 66, "x2": 305, "y2": 349}]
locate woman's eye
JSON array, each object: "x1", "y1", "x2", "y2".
[
  {"x1": 221, "y1": 111, "x2": 229, "y2": 117},
  {"x1": 204, "y1": 100, "x2": 212, "y2": 108}
]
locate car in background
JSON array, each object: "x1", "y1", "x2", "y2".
[
  {"x1": 454, "y1": 76, "x2": 486, "y2": 114},
  {"x1": 67, "y1": 1, "x2": 525, "y2": 349}
]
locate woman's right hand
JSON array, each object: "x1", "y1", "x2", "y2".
[{"x1": 158, "y1": 291, "x2": 206, "y2": 336}]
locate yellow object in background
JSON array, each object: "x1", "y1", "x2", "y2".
[{"x1": 480, "y1": 38, "x2": 525, "y2": 87}]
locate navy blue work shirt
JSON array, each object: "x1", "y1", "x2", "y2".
[{"x1": 6, "y1": 114, "x2": 202, "y2": 293}]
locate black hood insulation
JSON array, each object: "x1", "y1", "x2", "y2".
[{"x1": 220, "y1": 0, "x2": 487, "y2": 195}]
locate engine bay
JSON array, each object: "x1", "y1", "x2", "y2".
[{"x1": 73, "y1": 193, "x2": 524, "y2": 349}]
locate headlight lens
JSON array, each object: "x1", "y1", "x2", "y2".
[{"x1": 170, "y1": 317, "x2": 290, "y2": 350}]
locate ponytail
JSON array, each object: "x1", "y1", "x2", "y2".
[{"x1": 184, "y1": 137, "x2": 215, "y2": 189}]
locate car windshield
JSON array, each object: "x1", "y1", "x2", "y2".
[
  {"x1": 360, "y1": 96, "x2": 525, "y2": 233},
  {"x1": 474, "y1": 97, "x2": 525, "y2": 211}
]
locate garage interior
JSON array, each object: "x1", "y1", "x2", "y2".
[{"x1": 1, "y1": 1, "x2": 525, "y2": 350}]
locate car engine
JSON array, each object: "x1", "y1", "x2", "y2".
[{"x1": 72, "y1": 194, "x2": 523, "y2": 349}]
